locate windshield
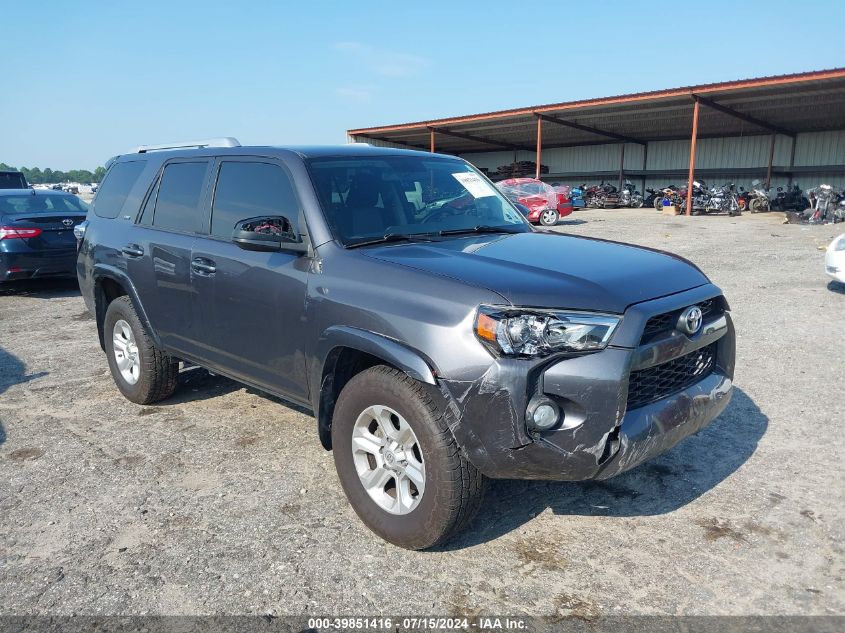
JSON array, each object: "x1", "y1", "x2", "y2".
[
  {"x1": 0, "y1": 193, "x2": 87, "y2": 214},
  {"x1": 307, "y1": 156, "x2": 530, "y2": 246}
]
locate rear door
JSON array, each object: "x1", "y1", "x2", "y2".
[
  {"x1": 190, "y1": 157, "x2": 311, "y2": 400},
  {"x1": 128, "y1": 159, "x2": 212, "y2": 359}
]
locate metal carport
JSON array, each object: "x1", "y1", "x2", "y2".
[{"x1": 348, "y1": 68, "x2": 845, "y2": 215}]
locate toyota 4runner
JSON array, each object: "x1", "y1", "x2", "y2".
[{"x1": 77, "y1": 139, "x2": 735, "y2": 549}]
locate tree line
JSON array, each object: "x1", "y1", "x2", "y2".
[{"x1": 0, "y1": 162, "x2": 106, "y2": 185}]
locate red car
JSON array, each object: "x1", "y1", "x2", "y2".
[{"x1": 496, "y1": 178, "x2": 573, "y2": 226}]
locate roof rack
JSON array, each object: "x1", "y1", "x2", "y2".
[{"x1": 131, "y1": 137, "x2": 241, "y2": 153}]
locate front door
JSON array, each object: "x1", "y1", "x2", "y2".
[{"x1": 190, "y1": 158, "x2": 311, "y2": 401}]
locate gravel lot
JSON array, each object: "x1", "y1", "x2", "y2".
[{"x1": 1, "y1": 208, "x2": 843, "y2": 618}]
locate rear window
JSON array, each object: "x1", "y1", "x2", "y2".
[
  {"x1": 0, "y1": 193, "x2": 87, "y2": 214},
  {"x1": 0, "y1": 172, "x2": 27, "y2": 189},
  {"x1": 93, "y1": 161, "x2": 146, "y2": 219},
  {"x1": 151, "y1": 162, "x2": 209, "y2": 233}
]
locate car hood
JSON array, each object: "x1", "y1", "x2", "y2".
[{"x1": 362, "y1": 232, "x2": 708, "y2": 313}]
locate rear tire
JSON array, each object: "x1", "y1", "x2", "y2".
[
  {"x1": 654, "y1": 196, "x2": 664, "y2": 211},
  {"x1": 104, "y1": 296, "x2": 178, "y2": 404},
  {"x1": 331, "y1": 366, "x2": 485, "y2": 550},
  {"x1": 749, "y1": 198, "x2": 767, "y2": 213},
  {"x1": 539, "y1": 209, "x2": 559, "y2": 226}
]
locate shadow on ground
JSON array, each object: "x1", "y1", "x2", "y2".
[
  {"x1": 442, "y1": 387, "x2": 767, "y2": 549},
  {"x1": 0, "y1": 278, "x2": 80, "y2": 299},
  {"x1": 0, "y1": 347, "x2": 48, "y2": 397},
  {"x1": 556, "y1": 218, "x2": 587, "y2": 226}
]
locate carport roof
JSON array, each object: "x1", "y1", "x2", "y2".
[{"x1": 348, "y1": 68, "x2": 845, "y2": 153}]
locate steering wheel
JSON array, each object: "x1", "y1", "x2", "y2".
[{"x1": 420, "y1": 195, "x2": 477, "y2": 223}]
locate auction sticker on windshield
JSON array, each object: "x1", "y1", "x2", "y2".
[{"x1": 452, "y1": 172, "x2": 496, "y2": 198}]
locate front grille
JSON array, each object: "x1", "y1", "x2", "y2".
[
  {"x1": 627, "y1": 343, "x2": 717, "y2": 410},
  {"x1": 640, "y1": 298, "x2": 720, "y2": 344}
]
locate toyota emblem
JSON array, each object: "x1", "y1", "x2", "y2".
[
  {"x1": 678, "y1": 306, "x2": 703, "y2": 335},
  {"x1": 62, "y1": 218, "x2": 74, "y2": 227}
]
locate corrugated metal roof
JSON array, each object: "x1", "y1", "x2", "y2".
[{"x1": 349, "y1": 68, "x2": 845, "y2": 155}]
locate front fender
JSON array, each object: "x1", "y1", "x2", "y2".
[
  {"x1": 310, "y1": 326, "x2": 438, "y2": 449},
  {"x1": 312, "y1": 326, "x2": 437, "y2": 392}
]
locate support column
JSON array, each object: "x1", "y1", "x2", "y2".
[
  {"x1": 641, "y1": 142, "x2": 649, "y2": 195},
  {"x1": 618, "y1": 143, "x2": 626, "y2": 190},
  {"x1": 686, "y1": 99, "x2": 700, "y2": 216},
  {"x1": 788, "y1": 136, "x2": 797, "y2": 186},
  {"x1": 429, "y1": 129, "x2": 435, "y2": 153},
  {"x1": 535, "y1": 114, "x2": 543, "y2": 180},
  {"x1": 766, "y1": 133, "x2": 776, "y2": 188}
]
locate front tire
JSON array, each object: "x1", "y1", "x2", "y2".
[
  {"x1": 104, "y1": 296, "x2": 178, "y2": 404},
  {"x1": 331, "y1": 366, "x2": 485, "y2": 550},
  {"x1": 539, "y1": 209, "x2": 559, "y2": 226}
]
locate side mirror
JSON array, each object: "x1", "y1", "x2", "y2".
[{"x1": 232, "y1": 216, "x2": 308, "y2": 253}]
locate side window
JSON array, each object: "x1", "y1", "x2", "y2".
[
  {"x1": 92, "y1": 161, "x2": 146, "y2": 219},
  {"x1": 152, "y1": 162, "x2": 209, "y2": 233},
  {"x1": 210, "y1": 161, "x2": 300, "y2": 239}
]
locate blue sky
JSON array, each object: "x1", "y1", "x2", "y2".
[{"x1": 3, "y1": 0, "x2": 844, "y2": 170}]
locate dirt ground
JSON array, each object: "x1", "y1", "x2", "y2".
[{"x1": 1, "y1": 208, "x2": 843, "y2": 618}]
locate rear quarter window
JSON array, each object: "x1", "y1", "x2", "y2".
[{"x1": 93, "y1": 161, "x2": 146, "y2": 219}]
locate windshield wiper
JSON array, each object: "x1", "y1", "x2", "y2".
[
  {"x1": 437, "y1": 225, "x2": 525, "y2": 237},
  {"x1": 345, "y1": 232, "x2": 437, "y2": 249}
]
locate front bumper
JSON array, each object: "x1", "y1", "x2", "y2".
[
  {"x1": 825, "y1": 250, "x2": 845, "y2": 283},
  {"x1": 0, "y1": 248, "x2": 79, "y2": 281},
  {"x1": 440, "y1": 285, "x2": 735, "y2": 481}
]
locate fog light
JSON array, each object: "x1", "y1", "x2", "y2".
[{"x1": 526, "y1": 397, "x2": 560, "y2": 431}]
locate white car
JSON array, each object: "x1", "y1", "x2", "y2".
[{"x1": 826, "y1": 233, "x2": 845, "y2": 284}]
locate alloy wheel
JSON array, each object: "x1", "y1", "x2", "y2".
[
  {"x1": 112, "y1": 319, "x2": 140, "y2": 385},
  {"x1": 351, "y1": 405, "x2": 425, "y2": 515}
]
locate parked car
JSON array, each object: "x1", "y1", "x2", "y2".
[
  {"x1": 825, "y1": 233, "x2": 845, "y2": 285},
  {"x1": 77, "y1": 140, "x2": 735, "y2": 549},
  {"x1": 0, "y1": 170, "x2": 28, "y2": 189},
  {"x1": 495, "y1": 177, "x2": 573, "y2": 226},
  {"x1": 0, "y1": 189, "x2": 88, "y2": 282}
]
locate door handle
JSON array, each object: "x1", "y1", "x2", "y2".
[
  {"x1": 191, "y1": 258, "x2": 217, "y2": 275},
  {"x1": 122, "y1": 244, "x2": 144, "y2": 257}
]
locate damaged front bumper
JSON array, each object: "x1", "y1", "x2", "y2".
[{"x1": 439, "y1": 286, "x2": 736, "y2": 481}]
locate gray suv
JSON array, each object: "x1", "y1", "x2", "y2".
[{"x1": 77, "y1": 139, "x2": 735, "y2": 549}]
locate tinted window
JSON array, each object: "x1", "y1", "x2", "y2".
[
  {"x1": 152, "y1": 162, "x2": 209, "y2": 233},
  {"x1": 93, "y1": 161, "x2": 145, "y2": 218},
  {"x1": 0, "y1": 172, "x2": 27, "y2": 189},
  {"x1": 210, "y1": 162, "x2": 299, "y2": 238},
  {"x1": 0, "y1": 193, "x2": 87, "y2": 214}
]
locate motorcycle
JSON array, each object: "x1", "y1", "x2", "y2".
[
  {"x1": 772, "y1": 184, "x2": 810, "y2": 212},
  {"x1": 569, "y1": 184, "x2": 587, "y2": 208},
  {"x1": 702, "y1": 182, "x2": 741, "y2": 216},
  {"x1": 745, "y1": 179, "x2": 771, "y2": 213},
  {"x1": 584, "y1": 182, "x2": 621, "y2": 208},
  {"x1": 653, "y1": 185, "x2": 685, "y2": 211},
  {"x1": 619, "y1": 179, "x2": 644, "y2": 208},
  {"x1": 806, "y1": 184, "x2": 844, "y2": 224}
]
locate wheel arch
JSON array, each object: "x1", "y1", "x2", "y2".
[
  {"x1": 312, "y1": 326, "x2": 438, "y2": 450},
  {"x1": 92, "y1": 264, "x2": 161, "y2": 351}
]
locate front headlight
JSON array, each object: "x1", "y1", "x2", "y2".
[
  {"x1": 474, "y1": 306, "x2": 620, "y2": 356},
  {"x1": 834, "y1": 235, "x2": 845, "y2": 251}
]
